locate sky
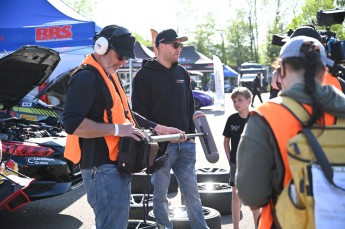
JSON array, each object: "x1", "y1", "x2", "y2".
[
  {"x1": 93, "y1": 0, "x2": 248, "y2": 40},
  {"x1": 91, "y1": 0, "x2": 305, "y2": 45}
]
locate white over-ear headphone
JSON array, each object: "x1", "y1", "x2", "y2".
[
  {"x1": 94, "y1": 36, "x2": 110, "y2": 55},
  {"x1": 93, "y1": 25, "x2": 132, "y2": 56}
]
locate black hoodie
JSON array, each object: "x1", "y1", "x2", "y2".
[{"x1": 132, "y1": 58, "x2": 195, "y2": 134}]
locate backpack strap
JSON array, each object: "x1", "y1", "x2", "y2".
[{"x1": 280, "y1": 96, "x2": 310, "y2": 126}]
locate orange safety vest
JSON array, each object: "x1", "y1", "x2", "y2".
[
  {"x1": 64, "y1": 55, "x2": 134, "y2": 164},
  {"x1": 323, "y1": 72, "x2": 342, "y2": 91},
  {"x1": 255, "y1": 98, "x2": 335, "y2": 229}
]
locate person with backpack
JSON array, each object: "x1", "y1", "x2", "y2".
[{"x1": 236, "y1": 36, "x2": 345, "y2": 229}]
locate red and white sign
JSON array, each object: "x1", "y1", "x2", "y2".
[{"x1": 35, "y1": 25, "x2": 73, "y2": 42}]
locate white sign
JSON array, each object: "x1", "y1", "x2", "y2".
[{"x1": 213, "y1": 55, "x2": 224, "y2": 110}]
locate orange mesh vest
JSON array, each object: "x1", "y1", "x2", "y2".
[
  {"x1": 64, "y1": 55, "x2": 134, "y2": 164},
  {"x1": 323, "y1": 72, "x2": 342, "y2": 91},
  {"x1": 255, "y1": 97, "x2": 335, "y2": 229}
]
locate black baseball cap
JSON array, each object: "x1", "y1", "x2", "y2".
[
  {"x1": 283, "y1": 26, "x2": 322, "y2": 42},
  {"x1": 97, "y1": 25, "x2": 136, "y2": 59},
  {"x1": 155, "y1": 29, "x2": 188, "y2": 47},
  {"x1": 110, "y1": 35, "x2": 136, "y2": 59}
]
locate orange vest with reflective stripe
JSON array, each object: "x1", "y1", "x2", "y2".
[
  {"x1": 323, "y1": 72, "x2": 342, "y2": 91},
  {"x1": 255, "y1": 98, "x2": 335, "y2": 229},
  {"x1": 64, "y1": 55, "x2": 134, "y2": 164}
]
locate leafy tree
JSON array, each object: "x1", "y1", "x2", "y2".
[
  {"x1": 133, "y1": 33, "x2": 151, "y2": 47},
  {"x1": 262, "y1": 0, "x2": 284, "y2": 66},
  {"x1": 61, "y1": 0, "x2": 96, "y2": 19},
  {"x1": 225, "y1": 10, "x2": 252, "y2": 66}
]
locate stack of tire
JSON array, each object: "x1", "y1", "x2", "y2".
[
  {"x1": 195, "y1": 167, "x2": 232, "y2": 215},
  {"x1": 130, "y1": 168, "x2": 228, "y2": 229},
  {"x1": 148, "y1": 205, "x2": 222, "y2": 229},
  {"x1": 129, "y1": 169, "x2": 177, "y2": 220}
]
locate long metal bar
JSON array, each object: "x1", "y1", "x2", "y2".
[{"x1": 149, "y1": 133, "x2": 206, "y2": 143}]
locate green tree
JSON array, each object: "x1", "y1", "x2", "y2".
[
  {"x1": 190, "y1": 13, "x2": 219, "y2": 90},
  {"x1": 262, "y1": 0, "x2": 284, "y2": 66},
  {"x1": 62, "y1": 0, "x2": 96, "y2": 19},
  {"x1": 190, "y1": 13, "x2": 219, "y2": 59},
  {"x1": 225, "y1": 9, "x2": 252, "y2": 66}
]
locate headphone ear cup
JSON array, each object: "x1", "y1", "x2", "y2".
[{"x1": 94, "y1": 36, "x2": 109, "y2": 55}]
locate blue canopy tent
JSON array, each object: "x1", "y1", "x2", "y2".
[
  {"x1": 210, "y1": 65, "x2": 238, "y2": 78},
  {"x1": 0, "y1": 0, "x2": 101, "y2": 52}
]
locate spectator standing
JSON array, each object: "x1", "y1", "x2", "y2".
[
  {"x1": 251, "y1": 73, "x2": 263, "y2": 107},
  {"x1": 223, "y1": 87, "x2": 260, "y2": 229},
  {"x1": 269, "y1": 67, "x2": 281, "y2": 99},
  {"x1": 131, "y1": 29, "x2": 209, "y2": 229}
]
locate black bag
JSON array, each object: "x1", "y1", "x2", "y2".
[
  {"x1": 117, "y1": 136, "x2": 169, "y2": 174},
  {"x1": 117, "y1": 137, "x2": 150, "y2": 174}
]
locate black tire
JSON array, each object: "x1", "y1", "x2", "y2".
[
  {"x1": 127, "y1": 219, "x2": 159, "y2": 229},
  {"x1": 194, "y1": 98, "x2": 201, "y2": 110},
  {"x1": 148, "y1": 205, "x2": 221, "y2": 229},
  {"x1": 129, "y1": 194, "x2": 153, "y2": 220},
  {"x1": 197, "y1": 182, "x2": 232, "y2": 215},
  {"x1": 196, "y1": 167, "x2": 230, "y2": 183},
  {"x1": 131, "y1": 170, "x2": 178, "y2": 194},
  {"x1": 129, "y1": 194, "x2": 171, "y2": 220}
]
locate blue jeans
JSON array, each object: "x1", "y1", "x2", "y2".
[
  {"x1": 81, "y1": 164, "x2": 131, "y2": 229},
  {"x1": 152, "y1": 142, "x2": 209, "y2": 229}
]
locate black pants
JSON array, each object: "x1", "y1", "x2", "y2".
[{"x1": 252, "y1": 91, "x2": 263, "y2": 104}]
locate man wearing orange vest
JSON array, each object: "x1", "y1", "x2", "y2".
[
  {"x1": 63, "y1": 25, "x2": 183, "y2": 229},
  {"x1": 236, "y1": 36, "x2": 345, "y2": 228}
]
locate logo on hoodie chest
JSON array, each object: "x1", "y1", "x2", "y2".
[{"x1": 176, "y1": 79, "x2": 184, "y2": 84}]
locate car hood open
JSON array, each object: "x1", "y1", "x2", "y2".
[{"x1": 0, "y1": 46, "x2": 60, "y2": 110}]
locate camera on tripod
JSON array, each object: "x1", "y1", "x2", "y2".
[{"x1": 272, "y1": 8, "x2": 345, "y2": 63}]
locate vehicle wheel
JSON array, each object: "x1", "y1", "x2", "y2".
[
  {"x1": 196, "y1": 167, "x2": 230, "y2": 183},
  {"x1": 194, "y1": 98, "x2": 201, "y2": 110},
  {"x1": 129, "y1": 194, "x2": 172, "y2": 220},
  {"x1": 148, "y1": 205, "x2": 221, "y2": 229},
  {"x1": 131, "y1": 170, "x2": 178, "y2": 194},
  {"x1": 127, "y1": 219, "x2": 159, "y2": 228},
  {"x1": 182, "y1": 182, "x2": 232, "y2": 215}
]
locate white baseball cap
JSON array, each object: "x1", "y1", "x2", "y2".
[{"x1": 280, "y1": 36, "x2": 334, "y2": 67}]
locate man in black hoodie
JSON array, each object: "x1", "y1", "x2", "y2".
[{"x1": 132, "y1": 29, "x2": 208, "y2": 229}]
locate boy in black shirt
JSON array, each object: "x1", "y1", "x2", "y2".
[{"x1": 223, "y1": 87, "x2": 260, "y2": 229}]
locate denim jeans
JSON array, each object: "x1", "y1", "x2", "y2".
[
  {"x1": 152, "y1": 142, "x2": 209, "y2": 229},
  {"x1": 81, "y1": 164, "x2": 131, "y2": 229}
]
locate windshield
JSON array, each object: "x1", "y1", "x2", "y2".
[
  {"x1": 240, "y1": 68, "x2": 262, "y2": 74},
  {"x1": 241, "y1": 74, "x2": 256, "y2": 79}
]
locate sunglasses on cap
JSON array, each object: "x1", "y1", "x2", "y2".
[{"x1": 165, "y1": 42, "x2": 184, "y2": 49}]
